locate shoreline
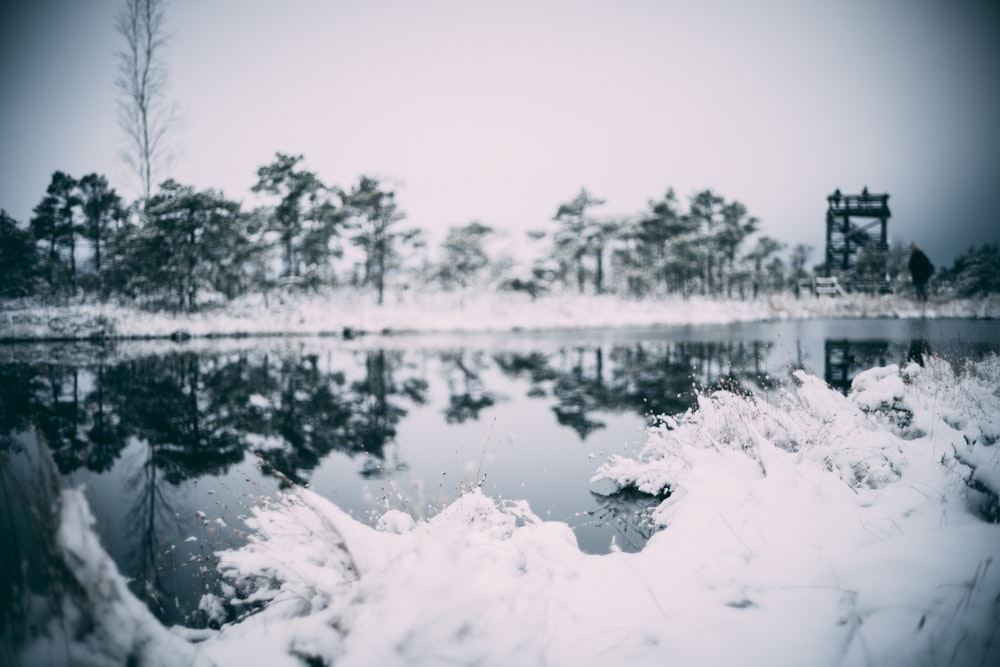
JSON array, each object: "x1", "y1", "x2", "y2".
[{"x1": 1, "y1": 290, "x2": 997, "y2": 343}]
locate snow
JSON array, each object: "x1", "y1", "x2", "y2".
[
  {"x1": 19, "y1": 350, "x2": 997, "y2": 666},
  {"x1": 2, "y1": 289, "x2": 999, "y2": 341}
]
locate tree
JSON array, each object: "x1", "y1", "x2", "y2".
[
  {"x1": 30, "y1": 171, "x2": 80, "y2": 295},
  {"x1": 688, "y1": 190, "x2": 725, "y2": 295},
  {"x1": 585, "y1": 217, "x2": 621, "y2": 295},
  {"x1": 344, "y1": 176, "x2": 411, "y2": 305},
  {"x1": 764, "y1": 256, "x2": 787, "y2": 295},
  {"x1": 938, "y1": 244, "x2": 1000, "y2": 297},
  {"x1": 99, "y1": 212, "x2": 144, "y2": 301},
  {"x1": 789, "y1": 243, "x2": 813, "y2": 296},
  {"x1": 638, "y1": 189, "x2": 698, "y2": 294},
  {"x1": 436, "y1": 221, "x2": 495, "y2": 289},
  {"x1": 0, "y1": 211, "x2": 39, "y2": 298},
  {"x1": 134, "y1": 179, "x2": 244, "y2": 311},
  {"x1": 609, "y1": 218, "x2": 648, "y2": 297},
  {"x1": 715, "y1": 201, "x2": 759, "y2": 296},
  {"x1": 665, "y1": 237, "x2": 703, "y2": 298},
  {"x1": 77, "y1": 173, "x2": 124, "y2": 288},
  {"x1": 252, "y1": 153, "x2": 341, "y2": 284},
  {"x1": 552, "y1": 188, "x2": 605, "y2": 293},
  {"x1": 115, "y1": 0, "x2": 174, "y2": 203},
  {"x1": 852, "y1": 243, "x2": 890, "y2": 294},
  {"x1": 744, "y1": 236, "x2": 785, "y2": 297}
]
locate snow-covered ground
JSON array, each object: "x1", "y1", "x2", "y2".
[
  {"x1": 2, "y1": 289, "x2": 999, "y2": 340},
  {"x1": 15, "y1": 351, "x2": 1000, "y2": 666}
]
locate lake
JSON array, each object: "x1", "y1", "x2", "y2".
[{"x1": 2, "y1": 317, "x2": 998, "y2": 629}]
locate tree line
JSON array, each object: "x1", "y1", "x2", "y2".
[
  {"x1": 0, "y1": 154, "x2": 418, "y2": 310},
  {"x1": 0, "y1": 162, "x2": 792, "y2": 309},
  {"x1": 2, "y1": 165, "x2": 998, "y2": 310}
]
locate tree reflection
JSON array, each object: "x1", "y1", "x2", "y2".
[
  {"x1": 348, "y1": 350, "x2": 427, "y2": 459},
  {"x1": 824, "y1": 339, "x2": 892, "y2": 394},
  {"x1": 493, "y1": 340, "x2": 779, "y2": 439},
  {"x1": 440, "y1": 350, "x2": 497, "y2": 424},
  {"x1": 606, "y1": 342, "x2": 698, "y2": 417},
  {"x1": 102, "y1": 355, "x2": 245, "y2": 483},
  {"x1": 96, "y1": 354, "x2": 247, "y2": 619},
  {"x1": 493, "y1": 351, "x2": 558, "y2": 387},
  {"x1": 81, "y1": 364, "x2": 129, "y2": 473},
  {"x1": 0, "y1": 363, "x2": 42, "y2": 452},
  {"x1": 549, "y1": 347, "x2": 610, "y2": 439},
  {"x1": 4, "y1": 338, "x2": 790, "y2": 471},
  {"x1": 35, "y1": 366, "x2": 90, "y2": 474},
  {"x1": 251, "y1": 354, "x2": 347, "y2": 484},
  {"x1": 0, "y1": 348, "x2": 432, "y2": 489}
]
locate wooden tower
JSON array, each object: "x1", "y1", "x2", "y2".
[{"x1": 825, "y1": 188, "x2": 890, "y2": 284}]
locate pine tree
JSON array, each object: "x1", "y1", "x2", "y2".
[
  {"x1": 0, "y1": 210, "x2": 39, "y2": 298},
  {"x1": 344, "y1": 176, "x2": 411, "y2": 305},
  {"x1": 552, "y1": 188, "x2": 605, "y2": 293},
  {"x1": 78, "y1": 173, "x2": 125, "y2": 295},
  {"x1": 252, "y1": 153, "x2": 341, "y2": 284},
  {"x1": 30, "y1": 171, "x2": 80, "y2": 295},
  {"x1": 137, "y1": 180, "x2": 244, "y2": 311},
  {"x1": 437, "y1": 221, "x2": 495, "y2": 289}
]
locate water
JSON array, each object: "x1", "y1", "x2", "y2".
[{"x1": 1, "y1": 318, "x2": 998, "y2": 629}]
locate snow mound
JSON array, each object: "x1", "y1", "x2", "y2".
[
  {"x1": 196, "y1": 356, "x2": 1000, "y2": 666},
  {"x1": 593, "y1": 365, "x2": 906, "y2": 501}
]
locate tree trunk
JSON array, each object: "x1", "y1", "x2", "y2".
[{"x1": 594, "y1": 247, "x2": 604, "y2": 294}]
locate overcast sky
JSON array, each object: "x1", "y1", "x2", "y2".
[{"x1": 2, "y1": 0, "x2": 999, "y2": 267}]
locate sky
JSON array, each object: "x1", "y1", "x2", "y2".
[{"x1": 2, "y1": 0, "x2": 999, "y2": 267}]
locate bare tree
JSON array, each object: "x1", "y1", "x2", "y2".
[{"x1": 115, "y1": 0, "x2": 174, "y2": 204}]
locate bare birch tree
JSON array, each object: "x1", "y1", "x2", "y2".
[{"x1": 115, "y1": 0, "x2": 173, "y2": 205}]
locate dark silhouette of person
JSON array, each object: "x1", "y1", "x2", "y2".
[{"x1": 908, "y1": 244, "x2": 934, "y2": 302}]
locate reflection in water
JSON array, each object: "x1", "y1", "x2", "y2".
[
  {"x1": 906, "y1": 338, "x2": 932, "y2": 367},
  {"x1": 584, "y1": 487, "x2": 667, "y2": 553},
  {"x1": 441, "y1": 351, "x2": 497, "y2": 423},
  {"x1": 495, "y1": 340, "x2": 780, "y2": 438},
  {"x1": 823, "y1": 340, "x2": 893, "y2": 394},
  {"x1": 0, "y1": 349, "x2": 429, "y2": 628},
  {"x1": 2, "y1": 320, "x2": 999, "y2": 632}
]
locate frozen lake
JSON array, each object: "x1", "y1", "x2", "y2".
[{"x1": 2, "y1": 317, "x2": 998, "y2": 628}]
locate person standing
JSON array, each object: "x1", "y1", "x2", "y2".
[{"x1": 908, "y1": 244, "x2": 934, "y2": 302}]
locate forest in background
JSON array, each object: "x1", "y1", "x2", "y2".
[{"x1": 1, "y1": 160, "x2": 998, "y2": 313}]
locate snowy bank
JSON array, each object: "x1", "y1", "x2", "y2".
[
  {"x1": 17, "y1": 354, "x2": 998, "y2": 666},
  {"x1": 2, "y1": 290, "x2": 998, "y2": 341},
  {"x1": 203, "y1": 356, "x2": 999, "y2": 667}
]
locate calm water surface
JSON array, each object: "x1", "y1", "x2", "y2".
[{"x1": 1, "y1": 318, "x2": 998, "y2": 629}]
